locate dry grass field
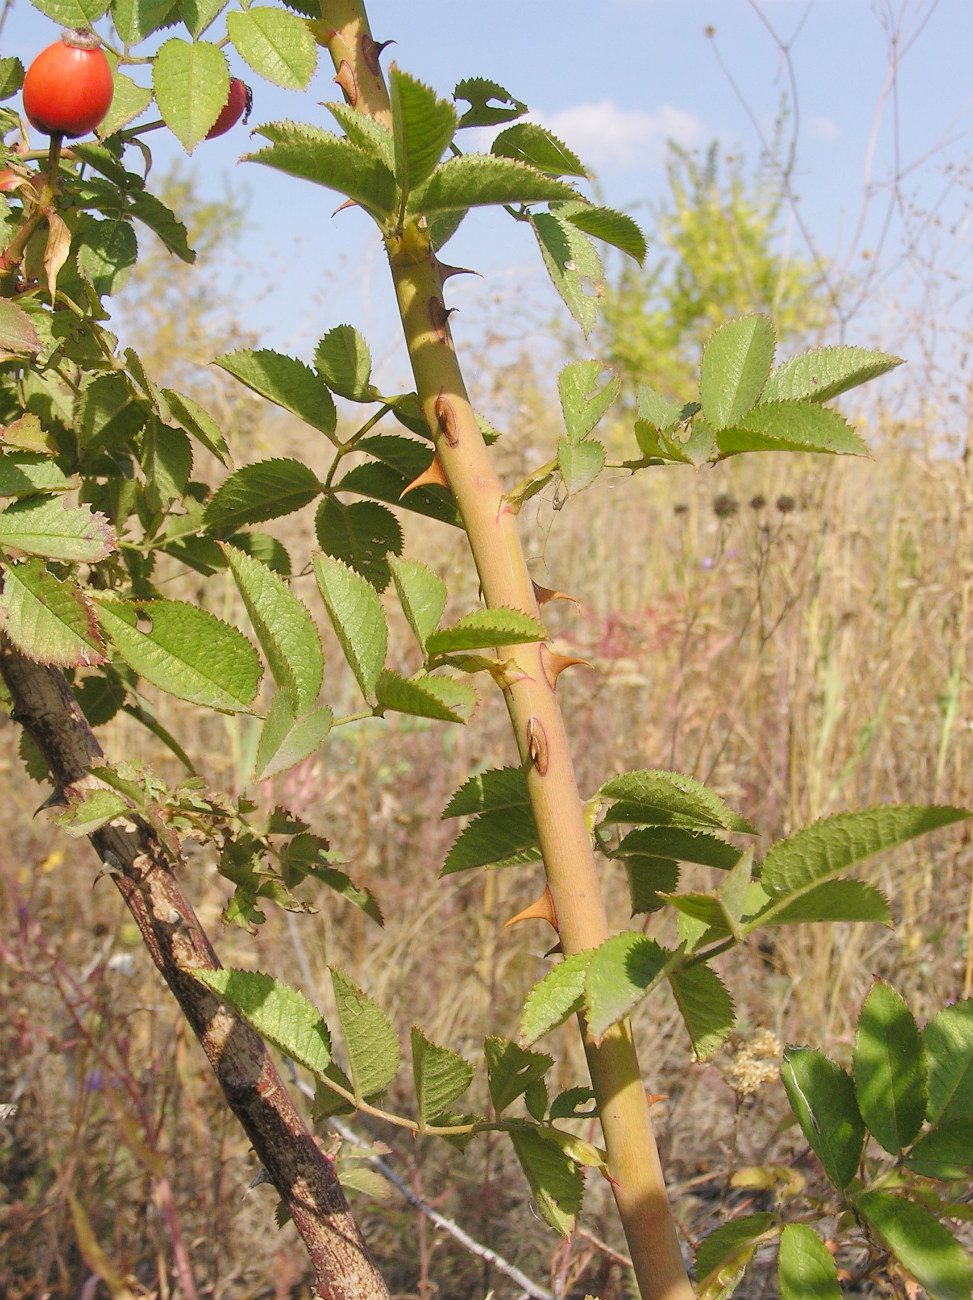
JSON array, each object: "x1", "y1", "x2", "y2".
[{"x1": 2, "y1": 346, "x2": 970, "y2": 1296}]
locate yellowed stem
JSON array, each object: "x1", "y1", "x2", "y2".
[{"x1": 317, "y1": 8, "x2": 696, "y2": 1296}]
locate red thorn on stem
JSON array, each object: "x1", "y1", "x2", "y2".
[
  {"x1": 504, "y1": 884, "x2": 559, "y2": 932},
  {"x1": 400, "y1": 455, "x2": 449, "y2": 497},
  {"x1": 540, "y1": 644, "x2": 590, "y2": 691},
  {"x1": 532, "y1": 581, "x2": 580, "y2": 608},
  {"x1": 438, "y1": 262, "x2": 481, "y2": 283}
]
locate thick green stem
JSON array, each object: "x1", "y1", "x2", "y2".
[{"x1": 317, "y1": 8, "x2": 696, "y2": 1297}]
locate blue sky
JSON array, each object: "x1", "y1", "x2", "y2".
[{"x1": 4, "y1": 0, "x2": 971, "y2": 404}]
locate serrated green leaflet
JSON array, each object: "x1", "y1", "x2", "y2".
[
  {"x1": 700, "y1": 315, "x2": 776, "y2": 430},
  {"x1": 905, "y1": 1117, "x2": 973, "y2": 1180},
  {"x1": 617, "y1": 825, "x2": 740, "y2": 870},
  {"x1": 0, "y1": 560, "x2": 105, "y2": 668},
  {"x1": 669, "y1": 964, "x2": 735, "y2": 1059},
  {"x1": 337, "y1": 435, "x2": 461, "y2": 527},
  {"x1": 717, "y1": 402, "x2": 868, "y2": 457},
  {"x1": 389, "y1": 557, "x2": 446, "y2": 652},
  {"x1": 0, "y1": 453, "x2": 74, "y2": 497},
  {"x1": 180, "y1": 0, "x2": 224, "y2": 38},
  {"x1": 508, "y1": 1127, "x2": 583, "y2": 1237},
  {"x1": 224, "y1": 544, "x2": 323, "y2": 712},
  {"x1": 408, "y1": 154, "x2": 578, "y2": 216},
  {"x1": 781, "y1": 1047, "x2": 864, "y2": 1190},
  {"x1": 227, "y1": 8, "x2": 317, "y2": 89},
  {"x1": 127, "y1": 191, "x2": 194, "y2": 264},
  {"x1": 441, "y1": 805, "x2": 540, "y2": 874},
  {"x1": 324, "y1": 102, "x2": 394, "y2": 170},
  {"x1": 110, "y1": 0, "x2": 175, "y2": 44},
  {"x1": 442, "y1": 765, "x2": 528, "y2": 818},
  {"x1": 249, "y1": 125, "x2": 396, "y2": 219},
  {"x1": 484, "y1": 1037, "x2": 553, "y2": 1115},
  {"x1": 600, "y1": 769, "x2": 755, "y2": 833},
  {"x1": 584, "y1": 934, "x2": 669, "y2": 1040},
  {"x1": 315, "y1": 497, "x2": 402, "y2": 591},
  {"x1": 254, "y1": 693, "x2": 333, "y2": 781},
  {"x1": 453, "y1": 77, "x2": 527, "y2": 128},
  {"x1": 558, "y1": 361, "x2": 620, "y2": 441},
  {"x1": 637, "y1": 383, "x2": 687, "y2": 434},
  {"x1": 492, "y1": 123, "x2": 586, "y2": 177},
  {"x1": 695, "y1": 1214, "x2": 777, "y2": 1291},
  {"x1": 557, "y1": 438, "x2": 605, "y2": 495},
  {"x1": 0, "y1": 299, "x2": 41, "y2": 357},
  {"x1": 161, "y1": 389, "x2": 229, "y2": 464},
  {"x1": 557, "y1": 201, "x2": 647, "y2": 264},
  {"x1": 0, "y1": 57, "x2": 24, "y2": 100},
  {"x1": 389, "y1": 68, "x2": 457, "y2": 198},
  {"x1": 411, "y1": 1028, "x2": 474, "y2": 1126},
  {"x1": 0, "y1": 496, "x2": 115, "y2": 563},
  {"x1": 75, "y1": 217, "x2": 137, "y2": 298},
  {"x1": 375, "y1": 670, "x2": 475, "y2": 724},
  {"x1": 923, "y1": 999, "x2": 973, "y2": 1125},
  {"x1": 760, "y1": 345, "x2": 903, "y2": 404},
  {"x1": 30, "y1": 0, "x2": 108, "y2": 22},
  {"x1": 79, "y1": 372, "x2": 147, "y2": 450},
  {"x1": 313, "y1": 554, "x2": 387, "y2": 697},
  {"x1": 140, "y1": 419, "x2": 191, "y2": 514},
  {"x1": 94, "y1": 598, "x2": 262, "y2": 713},
  {"x1": 854, "y1": 1191, "x2": 972, "y2": 1300},
  {"x1": 777, "y1": 1224, "x2": 841, "y2": 1300},
  {"x1": 853, "y1": 981, "x2": 926, "y2": 1154},
  {"x1": 216, "y1": 349, "x2": 336, "y2": 435},
  {"x1": 193, "y1": 968, "x2": 332, "y2": 1076},
  {"x1": 759, "y1": 805, "x2": 972, "y2": 903},
  {"x1": 426, "y1": 607, "x2": 546, "y2": 656},
  {"x1": 530, "y1": 209, "x2": 603, "y2": 336},
  {"x1": 330, "y1": 967, "x2": 399, "y2": 1099},
  {"x1": 152, "y1": 39, "x2": 229, "y2": 152},
  {"x1": 314, "y1": 324, "x2": 375, "y2": 401},
  {"x1": 204, "y1": 459, "x2": 322, "y2": 532},
  {"x1": 758, "y1": 878, "x2": 892, "y2": 928}
]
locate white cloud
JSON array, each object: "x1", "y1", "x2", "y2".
[
  {"x1": 540, "y1": 100, "x2": 707, "y2": 172},
  {"x1": 807, "y1": 115, "x2": 839, "y2": 141}
]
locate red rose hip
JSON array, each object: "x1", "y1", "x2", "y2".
[
  {"x1": 22, "y1": 29, "x2": 114, "y2": 138},
  {"x1": 206, "y1": 78, "x2": 252, "y2": 139}
]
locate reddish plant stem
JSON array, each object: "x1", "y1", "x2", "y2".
[
  {"x1": 0, "y1": 634, "x2": 390, "y2": 1300},
  {"x1": 317, "y1": 7, "x2": 695, "y2": 1297}
]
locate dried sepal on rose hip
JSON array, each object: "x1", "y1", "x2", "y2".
[
  {"x1": 22, "y1": 28, "x2": 114, "y2": 139},
  {"x1": 205, "y1": 78, "x2": 253, "y2": 139}
]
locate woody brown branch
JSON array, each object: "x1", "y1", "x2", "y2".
[{"x1": 0, "y1": 635, "x2": 390, "y2": 1300}]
